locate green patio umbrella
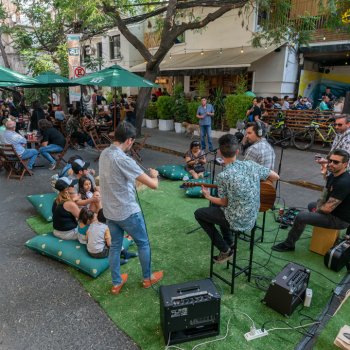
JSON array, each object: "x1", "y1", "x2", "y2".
[
  {"x1": 0, "y1": 65, "x2": 39, "y2": 84},
  {"x1": 73, "y1": 65, "x2": 158, "y2": 129},
  {"x1": 244, "y1": 91, "x2": 256, "y2": 97},
  {"x1": 18, "y1": 71, "x2": 79, "y2": 88},
  {"x1": 16, "y1": 71, "x2": 80, "y2": 106},
  {"x1": 72, "y1": 64, "x2": 158, "y2": 88}
]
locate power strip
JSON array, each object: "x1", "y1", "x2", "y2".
[{"x1": 244, "y1": 329, "x2": 269, "y2": 341}]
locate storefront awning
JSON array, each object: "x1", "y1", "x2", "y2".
[{"x1": 131, "y1": 45, "x2": 280, "y2": 73}]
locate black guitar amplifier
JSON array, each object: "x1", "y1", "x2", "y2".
[
  {"x1": 262, "y1": 263, "x2": 310, "y2": 316},
  {"x1": 159, "y1": 278, "x2": 221, "y2": 345},
  {"x1": 324, "y1": 239, "x2": 350, "y2": 272}
]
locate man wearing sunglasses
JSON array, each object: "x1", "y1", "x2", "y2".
[{"x1": 272, "y1": 149, "x2": 350, "y2": 252}]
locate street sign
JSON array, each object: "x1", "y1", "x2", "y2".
[
  {"x1": 74, "y1": 66, "x2": 86, "y2": 78},
  {"x1": 68, "y1": 47, "x2": 80, "y2": 56}
]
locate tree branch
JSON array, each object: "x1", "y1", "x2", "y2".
[
  {"x1": 101, "y1": 2, "x2": 152, "y2": 62},
  {"x1": 122, "y1": 0, "x2": 247, "y2": 25}
]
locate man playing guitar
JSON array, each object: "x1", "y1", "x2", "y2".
[{"x1": 194, "y1": 134, "x2": 279, "y2": 263}]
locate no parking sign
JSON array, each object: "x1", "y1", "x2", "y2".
[{"x1": 74, "y1": 66, "x2": 86, "y2": 78}]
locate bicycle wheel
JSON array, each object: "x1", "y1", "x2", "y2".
[
  {"x1": 280, "y1": 127, "x2": 293, "y2": 147},
  {"x1": 292, "y1": 129, "x2": 314, "y2": 150},
  {"x1": 266, "y1": 132, "x2": 277, "y2": 146}
]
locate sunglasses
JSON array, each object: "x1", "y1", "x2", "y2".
[
  {"x1": 192, "y1": 142, "x2": 200, "y2": 146},
  {"x1": 334, "y1": 123, "x2": 344, "y2": 127},
  {"x1": 327, "y1": 159, "x2": 341, "y2": 165}
]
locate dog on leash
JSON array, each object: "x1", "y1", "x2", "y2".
[{"x1": 182, "y1": 122, "x2": 200, "y2": 139}]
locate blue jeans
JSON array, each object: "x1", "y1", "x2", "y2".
[
  {"x1": 39, "y1": 144, "x2": 63, "y2": 164},
  {"x1": 21, "y1": 149, "x2": 39, "y2": 169},
  {"x1": 107, "y1": 212, "x2": 151, "y2": 285},
  {"x1": 200, "y1": 125, "x2": 213, "y2": 151}
]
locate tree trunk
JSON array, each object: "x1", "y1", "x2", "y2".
[
  {"x1": 135, "y1": 68, "x2": 159, "y2": 136},
  {"x1": 0, "y1": 33, "x2": 11, "y2": 68}
]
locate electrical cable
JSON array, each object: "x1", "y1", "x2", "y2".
[
  {"x1": 264, "y1": 320, "x2": 321, "y2": 334},
  {"x1": 254, "y1": 244, "x2": 350, "y2": 286},
  {"x1": 136, "y1": 184, "x2": 160, "y2": 295}
]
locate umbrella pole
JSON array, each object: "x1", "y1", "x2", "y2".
[
  {"x1": 113, "y1": 87, "x2": 117, "y2": 130},
  {"x1": 51, "y1": 87, "x2": 53, "y2": 106}
]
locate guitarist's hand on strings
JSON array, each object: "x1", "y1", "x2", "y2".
[{"x1": 201, "y1": 186, "x2": 210, "y2": 199}]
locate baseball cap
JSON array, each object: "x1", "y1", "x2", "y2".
[
  {"x1": 55, "y1": 177, "x2": 73, "y2": 191},
  {"x1": 71, "y1": 159, "x2": 90, "y2": 173}
]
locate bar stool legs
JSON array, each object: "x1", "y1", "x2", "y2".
[{"x1": 209, "y1": 226, "x2": 256, "y2": 294}]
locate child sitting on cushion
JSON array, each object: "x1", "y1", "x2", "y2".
[
  {"x1": 76, "y1": 176, "x2": 102, "y2": 213},
  {"x1": 87, "y1": 209, "x2": 138, "y2": 261},
  {"x1": 77, "y1": 207, "x2": 94, "y2": 244}
]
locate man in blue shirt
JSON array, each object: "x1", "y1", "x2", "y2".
[
  {"x1": 3, "y1": 119, "x2": 38, "y2": 170},
  {"x1": 196, "y1": 97, "x2": 215, "y2": 152}
]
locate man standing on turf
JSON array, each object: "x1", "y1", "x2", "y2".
[{"x1": 99, "y1": 121, "x2": 163, "y2": 294}]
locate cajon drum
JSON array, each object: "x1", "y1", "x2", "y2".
[{"x1": 310, "y1": 226, "x2": 339, "y2": 256}]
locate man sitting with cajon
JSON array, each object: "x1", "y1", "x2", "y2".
[{"x1": 272, "y1": 149, "x2": 350, "y2": 252}]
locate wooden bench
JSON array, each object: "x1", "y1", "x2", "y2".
[{"x1": 263, "y1": 109, "x2": 335, "y2": 141}]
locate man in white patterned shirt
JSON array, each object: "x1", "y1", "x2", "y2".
[
  {"x1": 316, "y1": 114, "x2": 350, "y2": 170},
  {"x1": 243, "y1": 122, "x2": 275, "y2": 170}
]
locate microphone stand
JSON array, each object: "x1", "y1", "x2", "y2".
[
  {"x1": 270, "y1": 134, "x2": 292, "y2": 190},
  {"x1": 185, "y1": 148, "x2": 221, "y2": 234}
]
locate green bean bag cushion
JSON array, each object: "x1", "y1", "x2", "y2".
[
  {"x1": 184, "y1": 178, "x2": 217, "y2": 198},
  {"x1": 156, "y1": 165, "x2": 210, "y2": 181},
  {"x1": 27, "y1": 193, "x2": 57, "y2": 222},
  {"x1": 156, "y1": 164, "x2": 191, "y2": 180},
  {"x1": 25, "y1": 233, "x2": 109, "y2": 278}
]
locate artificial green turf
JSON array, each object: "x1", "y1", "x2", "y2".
[{"x1": 26, "y1": 180, "x2": 349, "y2": 350}]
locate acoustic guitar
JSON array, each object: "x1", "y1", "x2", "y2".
[{"x1": 182, "y1": 181, "x2": 276, "y2": 212}]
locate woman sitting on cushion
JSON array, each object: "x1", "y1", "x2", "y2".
[
  {"x1": 52, "y1": 177, "x2": 80, "y2": 240},
  {"x1": 184, "y1": 140, "x2": 207, "y2": 179}
]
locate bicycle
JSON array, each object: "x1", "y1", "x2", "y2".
[
  {"x1": 265, "y1": 113, "x2": 293, "y2": 148},
  {"x1": 292, "y1": 118, "x2": 336, "y2": 150}
]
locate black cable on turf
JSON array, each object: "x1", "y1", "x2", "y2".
[
  {"x1": 254, "y1": 244, "x2": 350, "y2": 286},
  {"x1": 261, "y1": 319, "x2": 316, "y2": 337},
  {"x1": 136, "y1": 188, "x2": 160, "y2": 295}
]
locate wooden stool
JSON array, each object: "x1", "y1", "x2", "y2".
[{"x1": 309, "y1": 226, "x2": 339, "y2": 256}]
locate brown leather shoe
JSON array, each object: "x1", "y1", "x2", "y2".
[
  {"x1": 143, "y1": 271, "x2": 163, "y2": 289},
  {"x1": 111, "y1": 273, "x2": 128, "y2": 295}
]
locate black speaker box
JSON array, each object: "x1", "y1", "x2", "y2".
[
  {"x1": 324, "y1": 239, "x2": 350, "y2": 272},
  {"x1": 262, "y1": 263, "x2": 310, "y2": 316},
  {"x1": 159, "y1": 278, "x2": 221, "y2": 345}
]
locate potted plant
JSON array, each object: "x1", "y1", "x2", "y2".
[
  {"x1": 173, "y1": 84, "x2": 188, "y2": 133},
  {"x1": 157, "y1": 95, "x2": 175, "y2": 131},
  {"x1": 144, "y1": 102, "x2": 158, "y2": 128}
]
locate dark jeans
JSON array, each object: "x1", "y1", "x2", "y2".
[
  {"x1": 194, "y1": 206, "x2": 233, "y2": 253},
  {"x1": 285, "y1": 202, "x2": 350, "y2": 248},
  {"x1": 88, "y1": 246, "x2": 109, "y2": 259}
]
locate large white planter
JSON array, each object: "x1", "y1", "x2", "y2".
[
  {"x1": 174, "y1": 122, "x2": 185, "y2": 133},
  {"x1": 141, "y1": 119, "x2": 146, "y2": 127},
  {"x1": 158, "y1": 119, "x2": 174, "y2": 131},
  {"x1": 230, "y1": 128, "x2": 237, "y2": 134},
  {"x1": 145, "y1": 119, "x2": 158, "y2": 129}
]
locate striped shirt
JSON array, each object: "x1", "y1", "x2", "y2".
[
  {"x1": 244, "y1": 138, "x2": 275, "y2": 170},
  {"x1": 3, "y1": 130, "x2": 26, "y2": 156}
]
